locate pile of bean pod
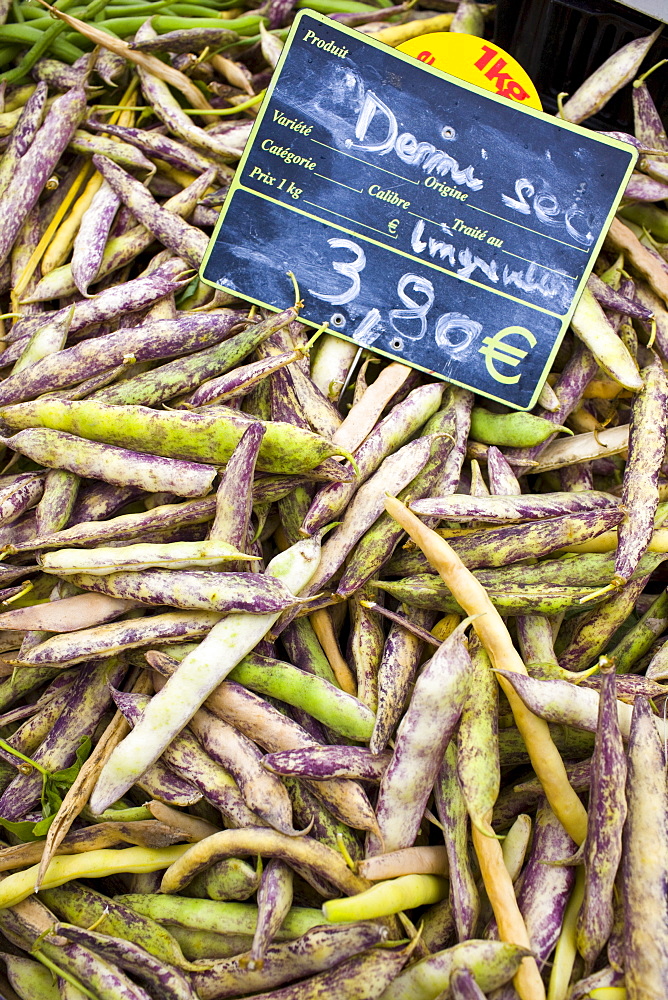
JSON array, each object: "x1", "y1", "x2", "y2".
[{"x1": 0, "y1": 2, "x2": 664, "y2": 999}]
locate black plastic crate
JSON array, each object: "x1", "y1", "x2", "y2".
[{"x1": 493, "y1": 0, "x2": 668, "y2": 132}]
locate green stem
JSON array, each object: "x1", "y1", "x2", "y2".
[
  {"x1": 32, "y1": 951, "x2": 98, "y2": 1000},
  {"x1": 0, "y1": 0, "x2": 107, "y2": 81},
  {"x1": 0, "y1": 738, "x2": 50, "y2": 777}
]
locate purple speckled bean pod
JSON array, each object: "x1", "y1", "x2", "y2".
[
  {"x1": 93, "y1": 306, "x2": 299, "y2": 408},
  {"x1": 334, "y1": 400, "x2": 468, "y2": 599},
  {"x1": 92, "y1": 154, "x2": 209, "y2": 269},
  {"x1": 493, "y1": 670, "x2": 613, "y2": 736},
  {"x1": 560, "y1": 459, "x2": 594, "y2": 492},
  {"x1": 270, "y1": 364, "x2": 309, "y2": 430},
  {"x1": 32, "y1": 55, "x2": 89, "y2": 90},
  {"x1": 8, "y1": 255, "x2": 193, "y2": 346},
  {"x1": 133, "y1": 27, "x2": 238, "y2": 54},
  {"x1": 576, "y1": 662, "x2": 626, "y2": 973},
  {"x1": 281, "y1": 618, "x2": 335, "y2": 684},
  {"x1": 192, "y1": 923, "x2": 387, "y2": 1000},
  {"x1": 249, "y1": 859, "x2": 294, "y2": 965},
  {"x1": 286, "y1": 363, "x2": 342, "y2": 441},
  {"x1": 87, "y1": 120, "x2": 229, "y2": 181},
  {"x1": 16, "y1": 611, "x2": 223, "y2": 666},
  {"x1": 615, "y1": 353, "x2": 668, "y2": 583},
  {"x1": 1, "y1": 428, "x2": 217, "y2": 498},
  {"x1": 112, "y1": 688, "x2": 267, "y2": 830},
  {"x1": 205, "y1": 942, "x2": 413, "y2": 1000},
  {"x1": 633, "y1": 77, "x2": 668, "y2": 184},
  {"x1": 0, "y1": 309, "x2": 243, "y2": 407},
  {"x1": 450, "y1": 967, "x2": 486, "y2": 1000},
  {"x1": 559, "y1": 26, "x2": 661, "y2": 124},
  {"x1": 4, "y1": 396, "x2": 351, "y2": 475},
  {"x1": 11, "y1": 482, "x2": 301, "y2": 555},
  {"x1": 0, "y1": 81, "x2": 48, "y2": 200},
  {"x1": 262, "y1": 745, "x2": 391, "y2": 781},
  {"x1": 56, "y1": 923, "x2": 197, "y2": 1000},
  {"x1": 0, "y1": 471, "x2": 45, "y2": 527},
  {"x1": 10, "y1": 255, "x2": 190, "y2": 346},
  {"x1": 41, "y1": 938, "x2": 154, "y2": 1000},
  {"x1": 623, "y1": 696, "x2": 668, "y2": 997},
  {"x1": 436, "y1": 742, "x2": 480, "y2": 942},
  {"x1": 411, "y1": 489, "x2": 618, "y2": 522},
  {"x1": 70, "y1": 179, "x2": 121, "y2": 297},
  {"x1": 377, "y1": 940, "x2": 530, "y2": 1000},
  {"x1": 457, "y1": 641, "x2": 499, "y2": 831},
  {"x1": 137, "y1": 758, "x2": 202, "y2": 808},
  {"x1": 587, "y1": 271, "x2": 653, "y2": 319},
  {"x1": 368, "y1": 619, "x2": 472, "y2": 855},
  {"x1": 188, "y1": 705, "x2": 296, "y2": 835},
  {"x1": 558, "y1": 573, "x2": 651, "y2": 674},
  {"x1": 299, "y1": 434, "x2": 434, "y2": 597},
  {"x1": 67, "y1": 480, "x2": 144, "y2": 526},
  {"x1": 370, "y1": 605, "x2": 436, "y2": 755},
  {"x1": 35, "y1": 469, "x2": 80, "y2": 535},
  {"x1": 4, "y1": 674, "x2": 80, "y2": 758},
  {"x1": 150, "y1": 657, "x2": 379, "y2": 836},
  {"x1": 93, "y1": 45, "x2": 127, "y2": 85},
  {"x1": 486, "y1": 446, "x2": 521, "y2": 495},
  {"x1": 301, "y1": 383, "x2": 445, "y2": 537},
  {"x1": 10, "y1": 204, "x2": 44, "y2": 315},
  {"x1": 624, "y1": 170, "x2": 668, "y2": 201},
  {"x1": 59, "y1": 569, "x2": 304, "y2": 615},
  {"x1": 582, "y1": 670, "x2": 668, "y2": 701},
  {"x1": 184, "y1": 351, "x2": 301, "y2": 407},
  {"x1": 0, "y1": 86, "x2": 87, "y2": 268},
  {"x1": 0, "y1": 334, "x2": 30, "y2": 367},
  {"x1": 40, "y1": 882, "x2": 194, "y2": 970},
  {"x1": 193, "y1": 117, "x2": 253, "y2": 150},
  {"x1": 70, "y1": 131, "x2": 156, "y2": 175},
  {"x1": 488, "y1": 802, "x2": 575, "y2": 998},
  {"x1": 444, "y1": 507, "x2": 622, "y2": 570},
  {"x1": 0, "y1": 657, "x2": 126, "y2": 820},
  {"x1": 349, "y1": 584, "x2": 383, "y2": 713},
  {"x1": 209, "y1": 422, "x2": 264, "y2": 565}
]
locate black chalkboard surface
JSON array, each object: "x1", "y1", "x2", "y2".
[{"x1": 200, "y1": 10, "x2": 637, "y2": 409}]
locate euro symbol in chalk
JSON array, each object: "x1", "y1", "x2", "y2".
[{"x1": 478, "y1": 325, "x2": 537, "y2": 384}]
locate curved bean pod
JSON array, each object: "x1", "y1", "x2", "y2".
[{"x1": 160, "y1": 827, "x2": 370, "y2": 897}]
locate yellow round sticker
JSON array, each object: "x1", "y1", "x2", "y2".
[{"x1": 397, "y1": 33, "x2": 542, "y2": 111}]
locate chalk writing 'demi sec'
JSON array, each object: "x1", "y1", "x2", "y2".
[{"x1": 348, "y1": 91, "x2": 484, "y2": 191}]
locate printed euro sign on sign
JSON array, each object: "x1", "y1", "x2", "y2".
[{"x1": 200, "y1": 10, "x2": 637, "y2": 409}]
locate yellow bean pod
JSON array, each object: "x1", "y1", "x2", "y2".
[
  {"x1": 323, "y1": 874, "x2": 448, "y2": 922},
  {"x1": 0, "y1": 844, "x2": 191, "y2": 909}
]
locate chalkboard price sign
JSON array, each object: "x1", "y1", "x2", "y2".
[{"x1": 200, "y1": 10, "x2": 637, "y2": 409}]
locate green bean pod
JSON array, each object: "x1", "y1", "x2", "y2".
[
  {"x1": 3, "y1": 954, "x2": 61, "y2": 1000},
  {"x1": 2, "y1": 397, "x2": 354, "y2": 473},
  {"x1": 469, "y1": 407, "x2": 571, "y2": 447},
  {"x1": 229, "y1": 653, "x2": 375, "y2": 741},
  {"x1": 40, "y1": 882, "x2": 196, "y2": 970},
  {"x1": 456, "y1": 641, "x2": 499, "y2": 830},
  {"x1": 436, "y1": 742, "x2": 479, "y2": 942}
]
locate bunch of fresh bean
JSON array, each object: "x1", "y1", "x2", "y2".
[{"x1": 0, "y1": 2, "x2": 663, "y2": 999}]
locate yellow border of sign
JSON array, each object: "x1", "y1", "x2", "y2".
[
  {"x1": 199, "y1": 8, "x2": 638, "y2": 410},
  {"x1": 397, "y1": 33, "x2": 542, "y2": 111}
]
